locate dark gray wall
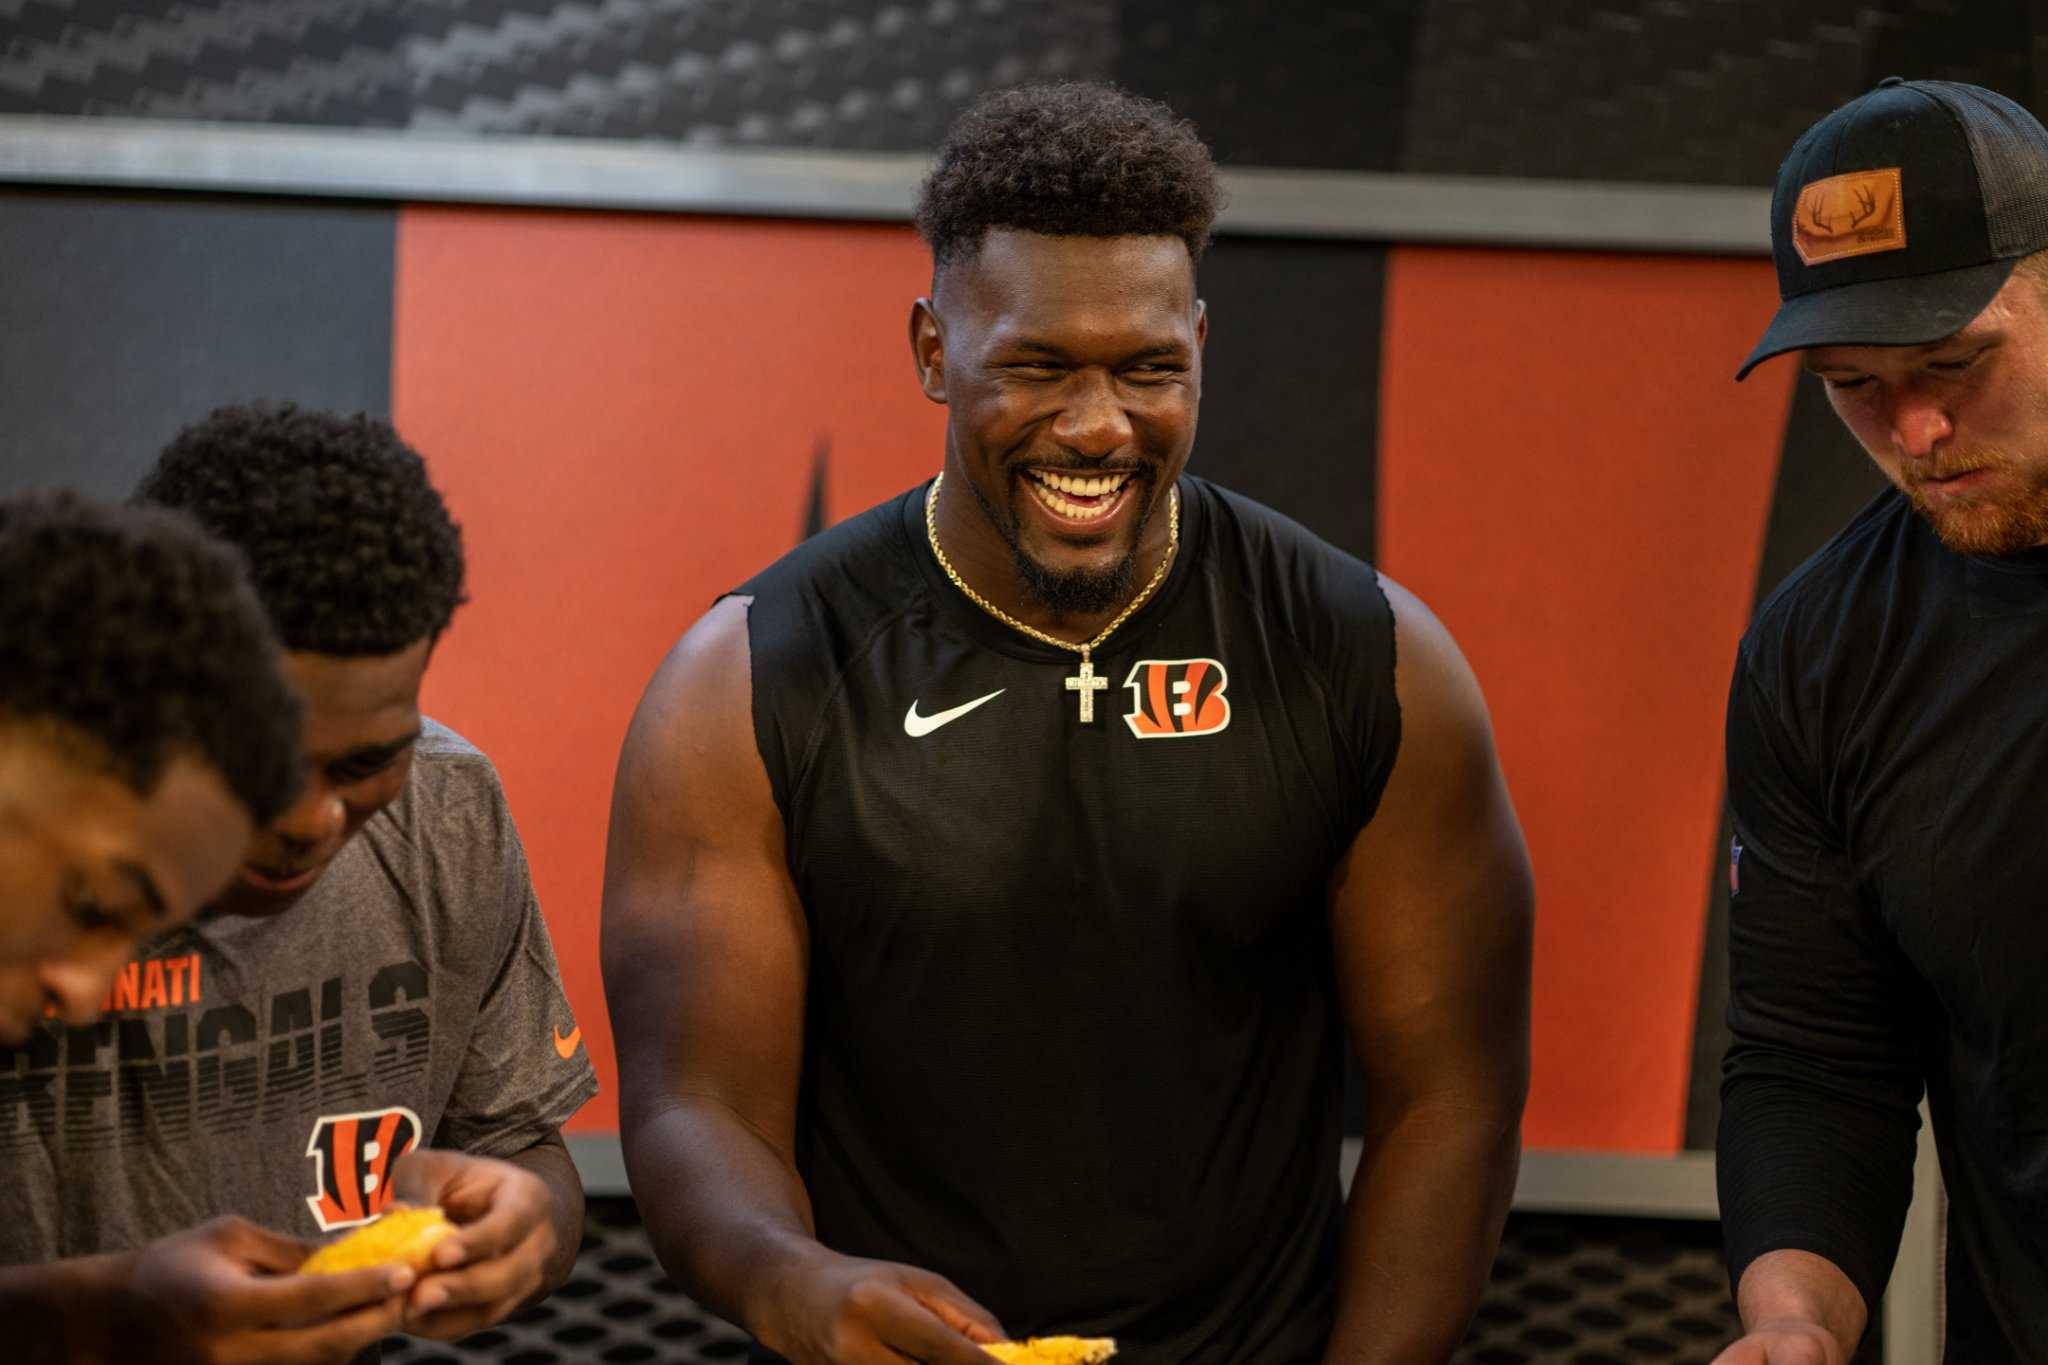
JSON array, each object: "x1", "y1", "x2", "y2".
[
  {"x1": 1193, "y1": 236, "x2": 1385, "y2": 564},
  {"x1": 0, "y1": 189, "x2": 394, "y2": 499},
  {"x1": 6, "y1": 1, "x2": 2046, "y2": 183}
]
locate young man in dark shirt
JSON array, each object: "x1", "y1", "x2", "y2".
[
  {"x1": 1718, "y1": 80, "x2": 2048, "y2": 1365},
  {"x1": 605, "y1": 83, "x2": 1534, "y2": 1365}
]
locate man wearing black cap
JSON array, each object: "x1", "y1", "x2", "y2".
[{"x1": 1717, "y1": 79, "x2": 2048, "y2": 1364}]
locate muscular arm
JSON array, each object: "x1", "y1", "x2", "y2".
[
  {"x1": 601, "y1": 596, "x2": 822, "y2": 1331},
  {"x1": 601, "y1": 598, "x2": 998, "y2": 1365},
  {"x1": 1322, "y1": 576, "x2": 1534, "y2": 1365}
]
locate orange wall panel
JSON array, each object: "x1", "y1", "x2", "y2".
[
  {"x1": 392, "y1": 207, "x2": 945, "y2": 1131},
  {"x1": 1379, "y1": 247, "x2": 1795, "y2": 1153}
]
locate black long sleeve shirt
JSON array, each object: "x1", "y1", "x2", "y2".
[{"x1": 1720, "y1": 487, "x2": 2048, "y2": 1362}]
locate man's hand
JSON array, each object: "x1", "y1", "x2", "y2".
[
  {"x1": 389, "y1": 1147, "x2": 557, "y2": 1341},
  {"x1": 120, "y1": 1214, "x2": 412, "y2": 1364},
  {"x1": 1711, "y1": 1319, "x2": 1848, "y2": 1365},
  {"x1": 756, "y1": 1250, "x2": 1006, "y2": 1365},
  {"x1": 1716, "y1": 1250, "x2": 1866, "y2": 1365}
]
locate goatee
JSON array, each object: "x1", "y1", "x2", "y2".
[
  {"x1": 964, "y1": 469, "x2": 1159, "y2": 617},
  {"x1": 1012, "y1": 544, "x2": 1138, "y2": 616}
]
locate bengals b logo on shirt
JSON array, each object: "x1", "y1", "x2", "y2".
[
  {"x1": 305, "y1": 1106, "x2": 424, "y2": 1231},
  {"x1": 1123, "y1": 658, "x2": 1231, "y2": 738}
]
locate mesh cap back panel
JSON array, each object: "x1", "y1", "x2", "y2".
[{"x1": 1926, "y1": 79, "x2": 2048, "y2": 258}]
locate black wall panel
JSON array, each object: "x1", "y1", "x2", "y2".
[
  {"x1": 1113, "y1": 2, "x2": 1423, "y2": 172},
  {"x1": 1190, "y1": 236, "x2": 1385, "y2": 564},
  {"x1": 0, "y1": 189, "x2": 395, "y2": 499}
]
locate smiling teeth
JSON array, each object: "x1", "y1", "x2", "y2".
[
  {"x1": 1032, "y1": 472, "x2": 1130, "y2": 519},
  {"x1": 1034, "y1": 470, "x2": 1130, "y2": 497}
]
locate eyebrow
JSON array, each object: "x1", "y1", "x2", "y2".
[
  {"x1": 114, "y1": 860, "x2": 168, "y2": 921},
  {"x1": 997, "y1": 340, "x2": 1189, "y2": 362},
  {"x1": 330, "y1": 728, "x2": 422, "y2": 768},
  {"x1": 1803, "y1": 334, "x2": 1995, "y2": 371},
  {"x1": 1001, "y1": 340, "x2": 1069, "y2": 359}
]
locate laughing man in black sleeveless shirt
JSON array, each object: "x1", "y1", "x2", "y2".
[{"x1": 603, "y1": 83, "x2": 1534, "y2": 1365}]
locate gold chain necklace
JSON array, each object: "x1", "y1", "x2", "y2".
[{"x1": 924, "y1": 470, "x2": 1179, "y2": 723}]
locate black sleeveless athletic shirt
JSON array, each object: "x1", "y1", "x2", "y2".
[{"x1": 734, "y1": 477, "x2": 1401, "y2": 1364}]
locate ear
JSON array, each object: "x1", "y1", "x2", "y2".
[
  {"x1": 1193, "y1": 297, "x2": 1208, "y2": 353},
  {"x1": 909, "y1": 299, "x2": 947, "y2": 405}
]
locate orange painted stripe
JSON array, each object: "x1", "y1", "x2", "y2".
[
  {"x1": 392, "y1": 207, "x2": 944, "y2": 1132},
  {"x1": 1378, "y1": 247, "x2": 1795, "y2": 1153}
]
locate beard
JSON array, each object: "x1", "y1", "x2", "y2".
[
  {"x1": 1014, "y1": 542, "x2": 1138, "y2": 616},
  {"x1": 965, "y1": 467, "x2": 1159, "y2": 616},
  {"x1": 1899, "y1": 452, "x2": 2048, "y2": 557}
]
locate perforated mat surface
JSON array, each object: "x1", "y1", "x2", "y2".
[{"x1": 379, "y1": 1201, "x2": 1750, "y2": 1363}]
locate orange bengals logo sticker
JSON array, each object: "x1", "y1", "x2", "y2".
[
  {"x1": 304, "y1": 1106, "x2": 423, "y2": 1231},
  {"x1": 1123, "y1": 658, "x2": 1231, "y2": 738}
]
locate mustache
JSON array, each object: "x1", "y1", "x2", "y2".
[
  {"x1": 1904, "y1": 452, "x2": 2006, "y2": 484},
  {"x1": 1010, "y1": 456, "x2": 1154, "y2": 477}
]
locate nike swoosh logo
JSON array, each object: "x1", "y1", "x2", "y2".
[
  {"x1": 903, "y1": 689, "x2": 1005, "y2": 738},
  {"x1": 554, "y1": 1025, "x2": 582, "y2": 1059}
]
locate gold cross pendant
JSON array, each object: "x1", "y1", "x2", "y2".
[{"x1": 1065, "y1": 653, "x2": 1108, "y2": 723}]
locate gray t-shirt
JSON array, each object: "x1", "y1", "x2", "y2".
[{"x1": 0, "y1": 719, "x2": 598, "y2": 1258}]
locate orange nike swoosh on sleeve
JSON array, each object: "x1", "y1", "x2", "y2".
[{"x1": 553, "y1": 1025, "x2": 582, "y2": 1059}]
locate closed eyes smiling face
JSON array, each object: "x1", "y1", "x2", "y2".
[{"x1": 920, "y1": 228, "x2": 1206, "y2": 619}]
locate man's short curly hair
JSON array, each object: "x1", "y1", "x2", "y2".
[
  {"x1": 136, "y1": 403, "x2": 467, "y2": 657},
  {"x1": 915, "y1": 81, "x2": 1219, "y2": 273},
  {"x1": 0, "y1": 491, "x2": 302, "y2": 824}
]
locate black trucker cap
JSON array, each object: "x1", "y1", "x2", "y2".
[{"x1": 1737, "y1": 78, "x2": 2048, "y2": 380}]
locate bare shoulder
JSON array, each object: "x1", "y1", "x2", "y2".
[
  {"x1": 1374, "y1": 571, "x2": 1495, "y2": 765},
  {"x1": 630, "y1": 596, "x2": 753, "y2": 742},
  {"x1": 609, "y1": 595, "x2": 772, "y2": 857}
]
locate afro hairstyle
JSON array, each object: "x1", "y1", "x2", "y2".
[
  {"x1": 915, "y1": 81, "x2": 1220, "y2": 274},
  {"x1": 0, "y1": 490, "x2": 302, "y2": 823},
  {"x1": 136, "y1": 403, "x2": 467, "y2": 657}
]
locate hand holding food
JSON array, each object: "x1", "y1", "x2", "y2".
[
  {"x1": 114, "y1": 1215, "x2": 412, "y2": 1364},
  {"x1": 755, "y1": 1249, "x2": 1007, "y2": 1365},
  {"x1": 386, "y1": 1147, "x2": 559, "y2": 1341}
]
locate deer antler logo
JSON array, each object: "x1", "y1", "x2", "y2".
[{"x1": 1792, "y1": 169, "x2": 1906, "y2": 265}]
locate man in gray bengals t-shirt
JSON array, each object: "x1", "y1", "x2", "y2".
[
  {"x1": 0, "y1": 406, "x2": 596, "y2": 1364},
  {"x1": 0, "y1": 720, "x2": 595, "y2": 1258}
]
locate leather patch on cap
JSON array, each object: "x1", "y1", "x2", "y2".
[{"x1": 1792, "y1": 168, "x2": 1906, "y2": 265}]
